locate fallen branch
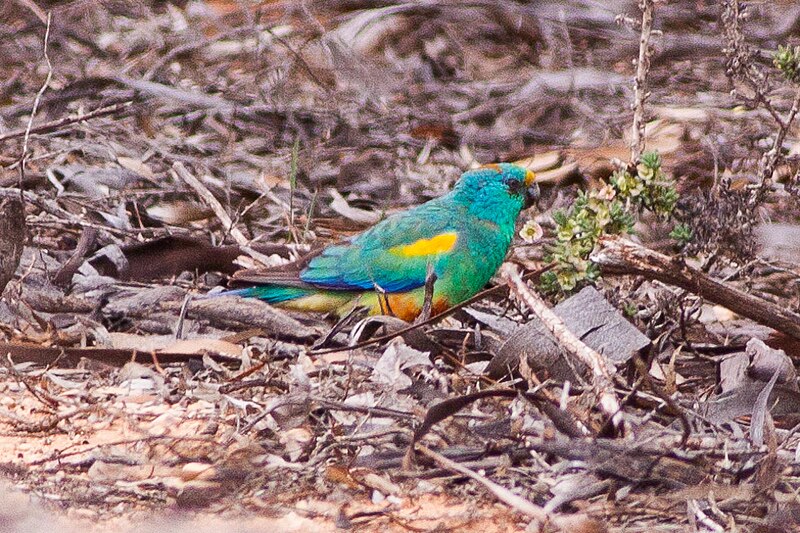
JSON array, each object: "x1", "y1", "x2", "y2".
[
  {"x1": 164, "y1": 296, "x2": 320, "y2": 341},
  {"x1": 591, "y1": 235, "x2": 800, "y2": 340},
  {"x1": 0, "y1": 101, "x2": 133, "y2": 145},
  {"x1": 500, "y1": 264, "x2": 624, "y2": 430},
  {"x1": 0, "y1": 342, "x2": 241, "y2": 368}
]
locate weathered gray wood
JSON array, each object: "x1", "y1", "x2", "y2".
[{"x1": 486, "y1": 286, "x2": 651, "y2": 380}]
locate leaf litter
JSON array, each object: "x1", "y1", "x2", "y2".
[{"x1": 2, "y1": 1, "x2": 800, "y2": 532}]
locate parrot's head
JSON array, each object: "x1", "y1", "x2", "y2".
[{"x1": 452, "y1": 163, "x2": 538, "y2": 227}]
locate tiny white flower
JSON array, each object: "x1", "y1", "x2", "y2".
[
  {"x1": 519, "y1": 219, "x2": 544, "y2": 243},
  {"x1": 596, "y1": 183, "x2": 616, "y2": 201}
]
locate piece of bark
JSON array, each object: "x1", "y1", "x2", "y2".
[
  {"x1": 701, "y1": 381, "x2": 800, "y2": 426},
  {"x1": 89, "y1": 235, "x2": 292, "y2": 281},
  {"x1": 0, "y1": 196, "x2": 25, "y2": 296},
  {"x1": 747, "y1": 338, "x2": 797, "y2": 387},
  {"x1": 486, "y1": 286, "x2": 651, "y2": 381},
  {"x1": 719, "y1": 352, "x2": 749, "y2": 393}
]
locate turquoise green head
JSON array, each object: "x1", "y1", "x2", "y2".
[{"x1": 451, "y1": 163, "x2": 538, "y2": 226}]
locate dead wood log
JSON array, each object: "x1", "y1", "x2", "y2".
[{"x1": 591, "y1": 235, "x2": 800, "y2": 341}]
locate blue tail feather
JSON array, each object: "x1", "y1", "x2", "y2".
[{"x1": 211, "y1": 285, "x2": 312, "y2": 304}]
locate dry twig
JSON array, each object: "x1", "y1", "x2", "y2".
[
  {"x1": 19, "y1": 11, "x2": 52, "y2": 192},
  {"x1": 172, "y1": 162, "x2": 274, "y2": 266},
  {"x1": 415, "y1": 444, "x2": 603, "y2": 532},
  {"x1": 0, "y1": 101, "x2": 133, "y2": 145},
  {"x1": 722, "y1": 0, "x2": 800, "y2": 201}
]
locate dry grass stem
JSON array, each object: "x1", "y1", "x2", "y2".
[{"x1": 630, "y1": 0, "x2": 655, "y2": 162}]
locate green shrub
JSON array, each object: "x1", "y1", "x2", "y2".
[{"x1": 541, "y1": 151, "x2": 679, "y2": 295}]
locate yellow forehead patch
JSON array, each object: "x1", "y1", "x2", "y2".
[
  {"x1": 525, "y1": 169, "x2": 536, "y2": 186},
  {"x1": 390, "y1": 232, "x2": 458, "y2": 257}
]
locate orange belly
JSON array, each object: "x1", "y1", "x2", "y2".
[{"x1": 379, "y1": 293, "x2": 450, "y2": 321}]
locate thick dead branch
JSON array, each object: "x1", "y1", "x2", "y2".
[
  {"x1": 500, "y1": 264, "x2": 623, "y2": 430},
  {"x1": 591, "y1": 235, "x2": 800, "y2": 340},
  {"x1": 171, "y1": 296, "x2": 320, "y2": 341}
]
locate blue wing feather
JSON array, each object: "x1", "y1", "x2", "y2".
[{"x1": 300, "y1": 199, "x2": 460, "y2": 293}]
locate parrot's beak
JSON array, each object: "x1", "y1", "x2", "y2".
[{"x1": 524, "y1": 170, "x2": 539, "y2": 208}]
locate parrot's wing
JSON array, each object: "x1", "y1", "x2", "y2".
[{"x1": 300, "y1": 204, "x2": 460, "y2": 293}]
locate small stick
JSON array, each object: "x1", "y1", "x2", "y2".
[
  {"x1": 500, "y1": 263, "x2": 624, "y2": 430},
  {"x1": 175, "y1": 293, "x2": 192, "y2": 340},
  {"x1": 416, "y1": 443, "x2": 550, "y2": 522},
  {"x1": 53, "y1": 227, "x2": 97, "y2": 287},
  {"x1": 172, "y1": 162, "x2": 274, "y2": 266},
  {"x1": 591, "y1": 235, "x2": 800, "y2": 341},
  {"x1": 415, "y1": 444, "x2": 601, "y2": 532},
  {"x1": 20, "y1": 11, "x2": 52, "y2": 195}
]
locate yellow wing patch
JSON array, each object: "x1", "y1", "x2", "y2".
[{"x1": 390, "y1": 232, "x2": 458, "y2": 257}]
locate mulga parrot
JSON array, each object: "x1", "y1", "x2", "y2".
[{"x1": 226, "y1": 163, "x2": 537, "y2": 321}]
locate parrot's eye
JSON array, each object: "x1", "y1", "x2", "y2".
[{"x1": 504, "y1": 177, "x2": 524, "y2": 195}]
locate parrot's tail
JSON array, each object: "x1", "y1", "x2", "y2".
[
  {"x1": 212, "y1": 284, "x2": 356, "y2": 313},
  {"x1": 216, "y1": 284, "x2": 314, "y2": 304}
]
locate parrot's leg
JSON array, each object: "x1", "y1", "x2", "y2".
[
  {"x1": 373, "y1": 282, "x2": 395, "y2": 317},
  {"x1": 416, "y1": 262, "x2": 438, "y2": 324}
]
